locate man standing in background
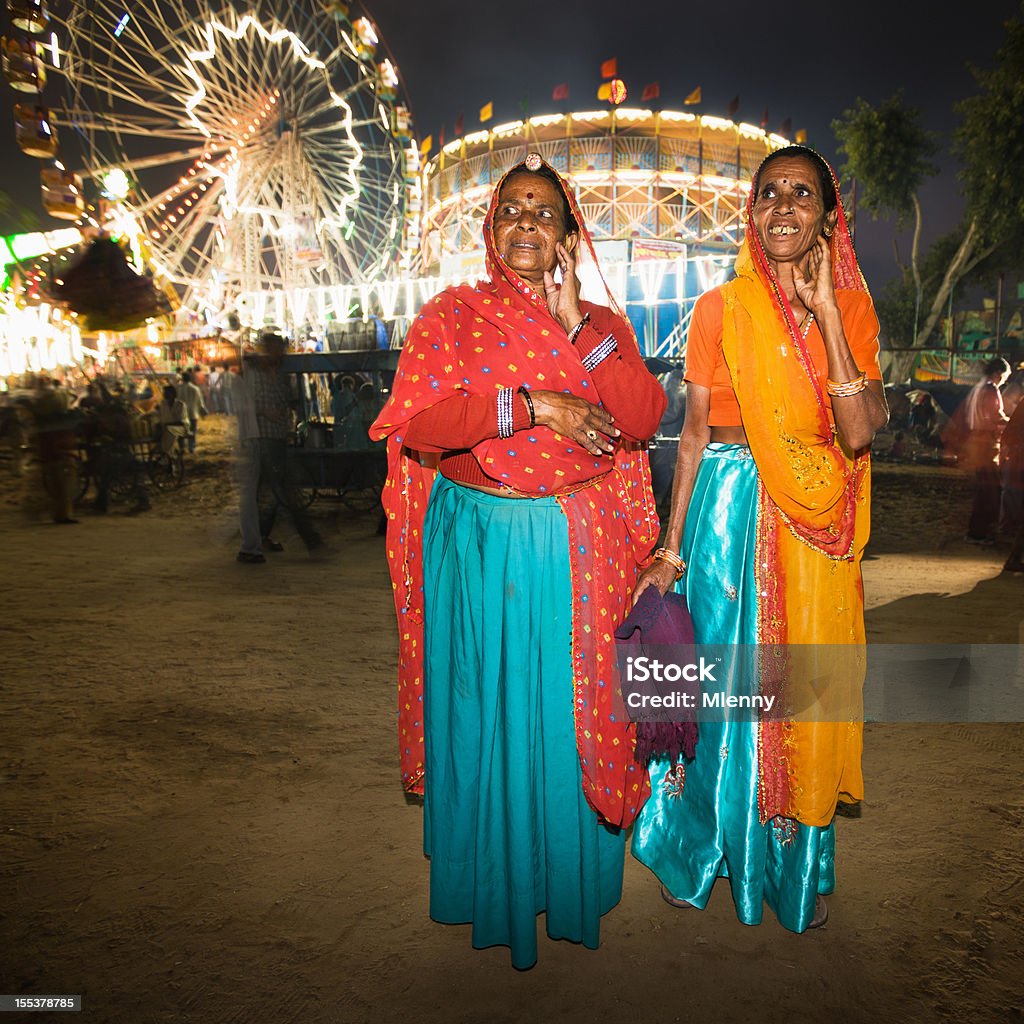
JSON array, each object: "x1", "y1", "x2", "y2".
[{"x1": 178, "y1": 370, "x2": 207, "y2": 454}]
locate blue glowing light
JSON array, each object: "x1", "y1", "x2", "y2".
[{"x1": 114, "y1": 13, "x2": 130, "y2": 38}]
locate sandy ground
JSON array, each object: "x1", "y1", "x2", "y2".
[{"x1": 1, "y1": 417, "x2": 1022, "y2": 1024}]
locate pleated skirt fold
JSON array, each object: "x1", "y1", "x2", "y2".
[
  {"x1": 422, "y1": 478, "x2": 624, "y2": 968},
  {"x1": 631, "y1": 444, "x2": 835, "y2": 933}
]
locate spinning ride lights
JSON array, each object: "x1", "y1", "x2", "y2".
[
  {"x1": 3, "y1": 0, "x2": 85, "y2": 222},
  {"x1": 419, "y1": 109, "x2": 789, "y2": 357},
  {"x1": 41, "y1": 0, "x2": 414, "y2": 330}
]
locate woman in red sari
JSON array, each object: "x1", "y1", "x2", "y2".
[{"x1": 371, "y1": 155, "x2": 664, "y2": 968}]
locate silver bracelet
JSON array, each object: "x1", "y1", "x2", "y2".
[
  {"x1": 581, "y1": 333, "x2": 618, "y2": 373},
  {"x1": 497, "y1": 386, "x2": 516, "y2": 438}
]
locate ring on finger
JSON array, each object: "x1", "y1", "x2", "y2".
[{"x1": 585, "y1": 429, "x2": 599, "y2": 441}]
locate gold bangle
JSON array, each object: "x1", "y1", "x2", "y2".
[
  {"x1": 653, "y1": 547, "x2": 686, "y2": 580},
  {"x1": 826, "y1": 371, "x2": 868, "y2": 398}
]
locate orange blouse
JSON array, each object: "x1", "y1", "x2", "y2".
[{"x1": 684, "y1": 287, "x2": 882, "y2": 427}]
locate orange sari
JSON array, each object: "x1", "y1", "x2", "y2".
[{"x1": 720, "y1": 167, "x2": 873, "y2": 827}]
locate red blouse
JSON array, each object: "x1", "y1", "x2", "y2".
[{"x1": 403, "y1": 301, "x2": 666, "y2": 487}]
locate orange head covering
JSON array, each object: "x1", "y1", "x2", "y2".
[{"x1": 721, "y1": 146, "x2": 872, "y2": 826}]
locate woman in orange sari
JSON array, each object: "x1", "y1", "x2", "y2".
[{"x1": 631, "y1": 146, "x2": 888, "y2": 931}]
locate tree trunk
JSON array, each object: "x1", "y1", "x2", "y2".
[
  {"x1": 909, "y1": 194, "x2": 924, "y2": 297},
  {"x1": 884, "y1": 220, "x2": 999, "y2": 382},
  {"x1": 917, "y1": 220, "x2": 979, "y2": 345}
]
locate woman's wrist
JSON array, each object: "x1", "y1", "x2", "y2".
[
  {"x1": 812, "y1": 302, "x2": 843, "y2": 333},
  {"x1": 653, "y1": 547, "x2": 686, "y2": 580},
  {"x1": 559, "y1": 308, "x2": 586, "y2": 335}
]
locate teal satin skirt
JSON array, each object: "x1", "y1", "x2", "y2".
[
  {"x1": 422, "y1": 477, "x2": 625, "y2": 968},
  {"x1": 631, "y1": 444, "x2": 835, "y2": 933}
]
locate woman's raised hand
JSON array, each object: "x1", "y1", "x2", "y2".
[
  {"x1": 543, "y1": 242, "x2": 585, "y2": 334},
  {"x1": 792, "y1": 235, "x2": 838, "y2": 317},
  {"x1": 529, "y1": 388, "x2": 619, "y2": 456}
]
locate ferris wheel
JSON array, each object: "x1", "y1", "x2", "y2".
[{"x1": 46, "y1": 0, "x2": 414, "y2": 329}]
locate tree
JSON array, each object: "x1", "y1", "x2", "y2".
[
  {"x1": 955, "y1": 6, "x2": 1024, "y2": 275},
  {"x1": 832, "y1": 7, "x2": 1024, "y2": 380},
  {"x1": 831, "y1": 92, "x2": 938, "y2": 343}
]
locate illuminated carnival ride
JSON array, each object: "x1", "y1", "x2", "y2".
[{"x1": 1, "y1": 0, "x2": 417, "y2": 374}]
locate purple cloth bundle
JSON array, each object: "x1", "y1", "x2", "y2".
[{"x1": 614, "y1": 586, "x2": 699, "y2": 764}]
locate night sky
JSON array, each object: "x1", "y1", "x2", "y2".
[
  {"x1": 364, "y1": 0, "x2": 1020, "y2": 290},
  {"x1": 1, "y1": 0, "x2": 1019, "y2": 292}
]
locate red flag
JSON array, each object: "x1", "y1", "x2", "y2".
[
  {"x1": 600, "y1": 57, "x2": 617, "y2": 79},
  {"x1": 641, "y1": 82, "x2": 660, "y2": 102},
  {"x1": 454, "y1": 112, "x2": 464, "y2": 137},
  {"x1": 439, "y1": 123, "x2": 445, "y2": 148},
  {"x1": 552, "y1": 82, "x2": 569, "y2": 101},
  {"x1": 727, "y1": 96, "x2": 740, "y2": 119},
  {"x1": 760, "y1": 106, "x2": 768, "y2": 129}
]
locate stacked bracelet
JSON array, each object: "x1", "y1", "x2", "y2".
[
  {"x1": 566, "y1": 312, "x2": 591, "y2": 344},
  {"x1": 517, "y1": 386, "x2": 536, "y2": 428},
  {"x1": 581, "y1": 333, "x2": 618, "y2": 373},
  {"x1": 653, "y1": 547, "x2": 686, "y2": 580},
  {"x1": 826, "y1": 371, "x2": 868, "y2": 398},
  {"x1": 497, "y1": 386, "x2": 516, "y2": 438}
]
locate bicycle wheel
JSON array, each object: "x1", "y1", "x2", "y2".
[
  {"x1": 146, "y1": 450, "x2": 177, "y2": 491},
  {"x1": 338, "y1": 453, "x2": 385, "y2": 513},
  {"x1": 170, "y1": 447, "x2": 185, "y2": 489}
]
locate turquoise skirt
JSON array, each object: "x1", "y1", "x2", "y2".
[
  {"x1": 422, "y1": 477, "x2": 625, "y2": 968},
  {"x1": 631, "y1": 444, "x2": 835, "y2": 933}
]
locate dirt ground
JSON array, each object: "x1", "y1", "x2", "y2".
[{"x1": 1, "y1": 417, "x2": 1022, "y2": 1024}]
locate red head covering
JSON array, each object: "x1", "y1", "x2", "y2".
[{"x1": 371, "y1": 157, "x2": 658, "y2": 826}]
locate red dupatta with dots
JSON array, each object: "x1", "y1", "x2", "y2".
[
  {"x1": 370, "y1": 160, "x2": 658, "y2": 827},
  {"x1": 721, "y1": 148, "x2": 873, "y2": 826}
]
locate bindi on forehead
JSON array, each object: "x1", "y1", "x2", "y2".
[{"x1": 526, "y1": 191, "x2": 533, "y2": 199}]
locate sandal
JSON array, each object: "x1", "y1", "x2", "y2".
[
  {"x1": 807, "y1": 896, "x2": 829, "y2": 930},
  {"x1": 659, "y1": 884, "x2": 694, "y2": 909}
]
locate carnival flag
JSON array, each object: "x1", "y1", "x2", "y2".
[
  {"x1": 780, "y1": 117, "x2": 793, "y2": 137},
  {"x1": 439, "y1": 124, "x2": 445, "y2": 148},
  {"x1": 760, "y1": 106, "x2": 769, "y2": 129},
  {"x1": 727, "y1": 96, "x2": 740, "y2": 118},
  {"x1": 419, "y1": 135, "x2": 432, "y2": 155},
  {"x1": 479, "y1": 101, "x2": 493, "y2": 123},
  {"x1": 600, "y1": 57, "x2": 617, "y2": 78},
  {"x1": 683, "y1": 86, "x2": 702, "y2": 105},
  {"x1": 642, "y1": 82, "x2": 660, "y2": 102},
  {"x1": 552, "y1": 82, "x2": 570, "y2": 101},
  {"x1": 455, "y1": 112, "x2": 464, "y2": 137},
  {"x1": 597, "y1": 82, "x2": 612, "y2": 101},
  {"x1": 795, "y1": 128, "x2": 808, "y2": 144}
]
